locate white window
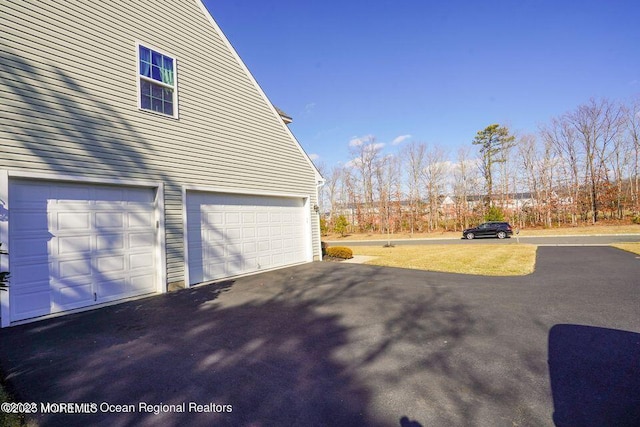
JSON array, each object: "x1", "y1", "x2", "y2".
[{"x1": 137, "y1": 43, "x2": 177, "y2": 117}]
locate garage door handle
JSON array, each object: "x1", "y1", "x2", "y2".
[{"x1": 94, "y1": 292, "x2": 97, "y2": 302}]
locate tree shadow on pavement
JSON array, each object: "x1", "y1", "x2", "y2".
[
  {"x1": 0, "y1": 261, "x2": 556, "y2": 426},
  {"x1": 548, "y1": 324, "x2": 640, "y2": 427}
]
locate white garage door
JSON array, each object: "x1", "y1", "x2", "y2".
[
  {"x1": 9, "y1": 180, "x2": 158, "y2": 322},
  {"x1": 187, "y1": 192, "x2": 308, "y2": 285}
]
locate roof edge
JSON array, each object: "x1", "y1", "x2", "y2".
[{"x1": 194, "y1": 0, "x2": 324, "y2": 184}]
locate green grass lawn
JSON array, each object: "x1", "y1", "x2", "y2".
[
  {"x1": 353, "y1": 244, "x2": 537, "y2": 276},
  {"x1": 0, "y1": 384, "x2": 26, "y2": 427}
]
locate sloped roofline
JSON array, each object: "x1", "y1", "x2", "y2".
[{"x1": 195, "y1": 0, "x2": 324, "y2": 185}]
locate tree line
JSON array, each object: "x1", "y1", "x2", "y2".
[{"x1": 318, "y1": 97, "x2": 640, "y2": 234}]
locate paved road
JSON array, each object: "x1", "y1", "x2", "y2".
[
  {"x1": 327, "y1": 233, "x2": 640, "y2": 246},
  {"x1": 0, "y1": 247, "x2": 638, "y2": 426}
]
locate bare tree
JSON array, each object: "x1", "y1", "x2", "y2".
[
  {"x1": 518, "y1": 134, "x2": 542, "y2": 225},
  {"x1": 349, "y1": 136, "x2": 383, "y2": 230},
  {"x1": 402, "y1": 141, "x2": 427, "y2": 233},
  {"x1": 625, "y1": 99, "x2": 640, "y2": 215},
  {"x1": 564, "y1": 98, "x2": 624, "y2": 223},
  {"x1": 452, "y1": 147, "x2": 477, "y2": 229},
  {"x1": 541, "y1": 117, "x2": 583, "y2": 225},
  {"x1": 324, "y1": 165, "x2": 344, "y2": 225},
  {"x1": 374, "y1": 154, "x2": 402, "y2": 235},
  {"x1": 422, "y1": 145, "x2": 447, "y2": 231}
]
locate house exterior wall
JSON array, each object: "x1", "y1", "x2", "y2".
[{"x1": 0, "y1": 0, "x2": 321, "y2": 285}]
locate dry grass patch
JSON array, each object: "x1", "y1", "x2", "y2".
[
  {"x1": 353, "y1": 244, "x2": 537, "y2": 276},
  {"x1": 611, "y1": 242, "x2": 640, "y2": 256}
]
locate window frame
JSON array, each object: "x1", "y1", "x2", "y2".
[{"x1": 135, "y1": 41, "x2": 179, "y2": 119}]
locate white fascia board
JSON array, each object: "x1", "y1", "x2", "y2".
[{"x1": 194, "y1": 0, "x2": 325, "y2": 184}]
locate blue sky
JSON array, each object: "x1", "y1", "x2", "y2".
[{"x1": 204, "y1": 0, "x2": 640, "y2": 169}]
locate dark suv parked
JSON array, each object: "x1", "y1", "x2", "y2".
[{"x1": 462, "y1": 222, "x2": 513, "y2": 239}]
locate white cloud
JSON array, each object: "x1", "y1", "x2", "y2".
[
  {"x1": 392, "y1": 134, "x2": 412, "y2": 145},
  {"x1": 304, "y1": 102, "x2": 316, "y2": 114},
  {"x1": 365, "y1": 142, "x2": 385, "y2": 152},
  {"x1": 348, "y1": 134, "x2": 375, "y2": 147},
  {"x1": 344, "y1": 158, "x2": 363, "y2": 168},
  {"x1": 308, "y1": 153, "x2": 320, "y2": 161}
]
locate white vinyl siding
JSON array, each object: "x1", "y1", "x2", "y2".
[{"x1": 0, "y1": 0, "x2": 321, "y2": 290}]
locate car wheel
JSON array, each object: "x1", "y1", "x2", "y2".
[
  {"x1": 497, "y1": 231, "x2": 506, "y2": 239},
  {"x1": 466, "y1": 232, "x2": 475, "y2": 240}
]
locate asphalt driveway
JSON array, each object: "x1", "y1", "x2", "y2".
[{"x1": 1, "y1": 247, "x2": 639, "y2": 426}]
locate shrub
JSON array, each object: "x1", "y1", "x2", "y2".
[
  {"x1": 633, "y1": 215, "x2": 640, "y2": 225},
  {"x1": 319, "y1": 217, "x2": 329, "y2": 236},
  {"x1": 485, "y1": 206, "x2": 505, "y2": 222},
  {"x1": 326, "y1": 246, "x2": 353, "y2": 259},
  {"x1": 334, "y1": 215, "x2": 349, "y2": 237}
]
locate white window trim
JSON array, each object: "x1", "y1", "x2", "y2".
[{"x1": 135, "y1": 41, "x2": 179, "y2": 119}]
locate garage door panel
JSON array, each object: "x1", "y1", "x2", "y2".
[
  {"x1": 130, "y1": 273, "x2": 155, "y2": 289},
  {"x1": 128, "y1": 211, "x2": 154, "y2": 228},
  {"x1": 203, "y1": 242, "x2": 224, "y2": 259},
  {"x1": 53, "y1": 282, "x2": 94, "y2": 309},
  {"x1": 58, "y1": 258, "x2": 92, "y2": 280},
  {"x1": 97, "y1": 278, "x2": 127, "y2": 301},
  {"x1": 130, "y1": 253, "x2": 153, "y2": 270},
  {"x1": 242, "y1": 212, "x2": 256, "y2": 223},
  {"x1": 12, "y1": 182, "x2": 49, "y2": 202},
  {"x1": 12, "y1": 237, "x2": 49, "y2": 259},
  {"x1": 12, "y1": 211, "x2": 48, "y2": 232},
  {"x1": 96, "y1": 255, "x2": 126, "y2": 273},
  {"x1": 97, "y1": 234, "x2": 125, "y2": 251},
  {"x1": 96, "y1": 212, "x2": 124, "y2": 228},
  {"x1": 54, "y1": 185, "x2": 91, "y2": 201},
  {"x1": 187, "y1": 192, "x2": 308, "y2": 285},
  {"x1": 226, "y1": 228, "x2": 242, "y2": 240},
  {"x1": 57, "y1": 211, "x2": 90, "y2": 231},
  {"x1": 243, "y1": 241, "x2": 257, "y2": 253},
  {"x1": 129, "y1": 232, "x2": 155, "y2": 249},
  {"x1": 14, "y1": 291, "x2": 51, "y2": 318},
  {"x1": 9, "y1": 180, "x2": 158, "y2": 323},
  {"x1": 13, "y1": 263, "x2": 50, "y2": 285},
  {"x1": 93, "y1": 187, "x2": 124, "y2": 202},
  {"x1": 57, "y1": 235, "x2": 92, "y2": 256}
]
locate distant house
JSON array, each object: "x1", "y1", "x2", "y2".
[{"x1": 0, "y1": 1, "x2": 323, "y2": 326}]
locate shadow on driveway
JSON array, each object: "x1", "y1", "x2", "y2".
[
  {"x1": 0, "y1": 247, "x2": 639, "y2": 426},
  {"x1": 0, "y1": 265, "x2": 480, "y2": 426},
  {"x1": 548, "y1": 324, "x2": 640, "y2": 427}
]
